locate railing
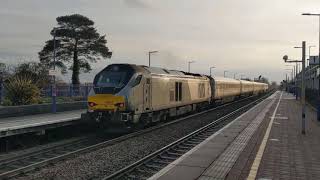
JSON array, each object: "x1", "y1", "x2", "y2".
[
  {"x1": 40, "y1": 84, "x2": 93, "y2": 98},
  {"x1": 0, "y1": 83, "x2": 93, "y2": 106}
]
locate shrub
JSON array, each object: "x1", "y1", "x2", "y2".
[
  {"x1": 14, "y1": 62, "x2": 50, "y2": 88},
  {"x1": 2, "y1": 98, "x2": 13, "y2": 106},
  {"x1": 4, "y1": 75, "x2": 41, "y2": 105}
]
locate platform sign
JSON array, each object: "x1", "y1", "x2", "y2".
[
  {"x1": 309, "y1": 56, "x2": 319, "y2": 65},
  {"x1": 48, "y1": 69, "x2": 58, "y2": 76},
  {"x1": 52, "y1": 85, "x2": 57, "y2": 97}
]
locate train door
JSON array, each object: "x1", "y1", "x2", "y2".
[{"x1": 143, "y1": 78, "x2": 151, "y2": 111}]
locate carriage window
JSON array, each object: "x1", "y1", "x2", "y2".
[
  {"x1": 175, "y1": 82, "x2": 182, "y2": 101},
  {"x1": 132, "y1": 75, "x2": 142, "y2": 87},
  {"x1": 175, "y1": 82, "x2": 179, "y2": 101},
  {"x1": 178, "y1": 82, "x2": 182, "y2": 101}
]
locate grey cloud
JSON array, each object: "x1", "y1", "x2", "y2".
[{"x1": 122, "y1": 0, "x2": 150, "y2": 8}]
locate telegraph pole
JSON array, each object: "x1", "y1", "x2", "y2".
[{"x1": 302, "y1": 41, "x2": 306, "y2": 134}]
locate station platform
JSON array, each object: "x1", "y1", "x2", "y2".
[
  {"x1": 0, "y1": 110, "x2": 85, "y2": 138},
  {"x1": 150, "y1": 91, "x2": 320, "y2": 180}
]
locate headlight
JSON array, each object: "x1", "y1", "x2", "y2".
[{"x1": 88, "y1": 102, "x2": 97, "y2": 107}]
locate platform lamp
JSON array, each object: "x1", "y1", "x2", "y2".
[
  {"x1": 224, "y1": 70, "x2": 228, "y2": 77},
  {"x1": 210, "y1": 66, "x2": 215, "y2": 77},
  {"x1": 294, "y1": 46, "x2": 303, "y2": 100},
  {"x1": 283, "y1": 41, "x2": 306, "y2": 134},
  {"x1": 285, "y1": 65, "x2": 295, "y2": 80},
  {"x1": 285, "y1": 68, "x2": 294, "y2": 82},
  {"x1": 308, "y1": 45, "x2": 316, "y2": 66},
  {"x1": 302, "y1": 13, "x2": 320, "y2": 121},
  {"x1": 50, "y1": 27, "x2": 61, "y2": 113},
  {"x1": 188, "y1": 61, "x2": 195, "y2": 73},
  {"x1": 148, "y1": 51, "x2": 158, "y2": 67}
]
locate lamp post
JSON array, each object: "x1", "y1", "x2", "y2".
[
  {"x1": 148, "y1": 51, "x2": 158, "y2": 67},
  {"x1": 294, "y1": 46, "x2": 302, "y2": 100},
  {"x1": 210, "y1": 66, "x2": 215, "y2": 77},
  {"x1": 302, "y1": 13, "x2": 320, "y2": 121},
  {"x1": 285, "y1": 68, "x2": 294, "y2": 82},
  {"x1": 286, "y1": 65, "x2": 295, "y2": 79},
  {"x1": 283, "y1": 41, "x2": 307, "y2": 134},
  {"x1": 51, "y1": 28, "x2": 58, "y2": 113},
  {"x1": 224, "y1": 70, "x2": 228, "y2": 77},
  {"x1": 309, "y1": 45, "x2": 316, "y2": 66},
  {"x1": 188, "y1": 61, "x2": 195, "y2": 73},
  {"x1": 286, "y1": 73, "x2": 288, "y2": 91}
]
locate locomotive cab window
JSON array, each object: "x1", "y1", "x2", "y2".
[
  {"x1": 132, "y1": 75, "x2": 142, "y2": 87},
  {"x1": 93, "y1": 64, "x2": 134, "y2": 94}
]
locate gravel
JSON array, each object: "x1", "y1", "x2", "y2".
[{"x1": 16, "y1": 96, "x2": 262, "y2": 180}]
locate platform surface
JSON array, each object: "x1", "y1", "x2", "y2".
[
  {"x1": 150, "y1": 91, "x2": 320, "y2": 180},
  {"x1": 0, "y1": 110, "x2": 85, "y2": 137}
]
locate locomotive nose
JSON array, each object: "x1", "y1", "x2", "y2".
[{"x1": 88, "y1": 94, "x2": 126, "y2": 111}]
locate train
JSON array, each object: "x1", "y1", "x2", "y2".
[{"x1": 81, "y1": 64, "x2": 268, "y2": 128}]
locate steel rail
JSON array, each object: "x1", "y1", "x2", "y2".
[
  {"x1": 0, "y1": 92, "x2": 271, "y2": 179},
  {"x1": 103, "y1": 91, "x2": 273, "y2": 180}
]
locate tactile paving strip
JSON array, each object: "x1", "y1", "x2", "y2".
[{"x1": 198, "y1": 97, "x2": 275, "y2": 180}]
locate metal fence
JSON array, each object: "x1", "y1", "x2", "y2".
[
  {"x1": 40, "y1": 84, "x2": 93, "y2": 98},
  {"x1": 0, "y1": 83, "x2": 93, "y2": 105}
]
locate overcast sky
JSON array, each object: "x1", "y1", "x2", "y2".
[{"x1": 1, "y1": 0, "x2": 320, "y2": 83}]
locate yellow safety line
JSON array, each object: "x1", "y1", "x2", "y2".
[{"x1": 247, "y1": 91, "x2": 283, "y2": 180}]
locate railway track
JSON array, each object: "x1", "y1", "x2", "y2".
[
  {"x1": 103, "y1": 92, "x2": 273, "y2": 180},
  {"x1": 0, "y1": 92, "x2": 273, "y2": 179}
]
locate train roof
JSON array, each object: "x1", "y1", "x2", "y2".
[
  {"x1": 213, "y1": 76, "x2": 241, "y2": 83},
  {"x1": 138, "y1": 65, "x2": 207, "y2": 79},
  {"x1": 239, "y1": 79, "x2": 254, "y2": 84}
]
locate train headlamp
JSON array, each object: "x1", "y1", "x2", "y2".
[
  {"x1": 115, "y1": 102, "x2": 125, "y2": 108},
  {"x1": 88, "y1": 102, "x2": 97, "y2": 107}
]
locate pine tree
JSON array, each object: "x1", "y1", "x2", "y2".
[{"x1": 39, "y1": 14, "x2": 112, "y2": 85}]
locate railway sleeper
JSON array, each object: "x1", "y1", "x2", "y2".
[
  {"x1": 137, "y1": 165, "x2": 158, "y2": 174},
  {"x1": 176, "y1": 145, "x2": 193, "y2": 151},
  {"x1": 151, "y1": 159, "x2": 171, "y2": 165},
  {"x1": 182, "y1": 142, "x2": 199, "y2": 146},
  {"x1": 144, "y1": 163, "x2": 163, "y2": 169},
  {"x1": 6, "y1": 163, "x2": 23, "y2": 169},
  {"x1": 159, "y1": 155, "x2": 177, "y2": 161},
  {"x1": 191, "y1": 137, "x2": 206, "y2": 141},
  {"x1": 127, "y1": 174, "x2": 149, "y2": 180},
  {"x1": 166, "y1": 151, "x2": 184, "y2": 156},
  {"x1": 171, "y1": 148, "x2": 187, "y2": 154},
  {"x1": 195, "y1": 135, "x2": 210, "y2": 140}
]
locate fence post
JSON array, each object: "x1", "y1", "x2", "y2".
[
  {"x1": 51, "y1": 83, "x2": 57, "y2": 113},
  {"x1": 0, "y1": 80, "x2": 3, "y2": 104},
  {"x1": 85, "y1": 84, "x2": 89, "y2": 98},
  {"x1": 69, "y1": 84, "x2": 73, "y2": 97}
]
